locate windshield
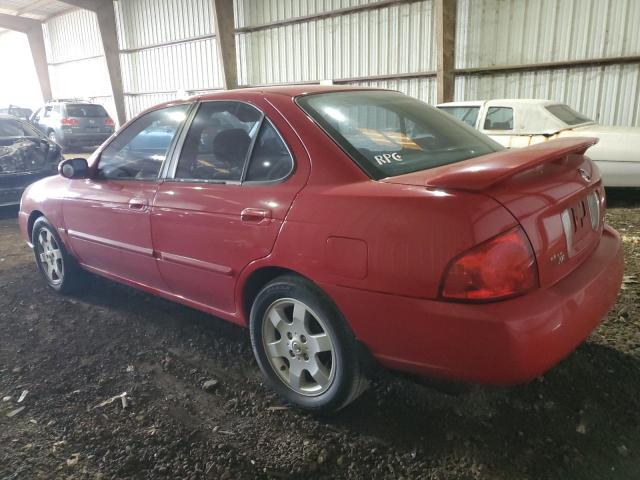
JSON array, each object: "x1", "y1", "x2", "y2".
[
  {"x1": 0, "y1": 118, "x2": 42, "y2": 138},
  {"x1": 297, "y1": 91, "x2": 502, "y2": 179},
  {"x1": 438, "y1": 106, "x2": 480, "y2": 128},
  {"x1": 66, "y1": 104, "x2": 108, "y2": 117},
  {"x1": 546, "y1": 104, "x2": 593, "y2": 126}
]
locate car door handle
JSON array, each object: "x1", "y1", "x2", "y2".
[
  {"x1": 240, "y1": 208, "x2": 272, "y2": 224},
  {"x1": 128, "y1": 198, "x2": 148, "y2": 210}
]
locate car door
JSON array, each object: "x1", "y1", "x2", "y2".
[
  {"x1": 31, "y1": 108, "x2": 44, "y2": 132},
  {"x1": 151, "y1": 97, "x2": 308, "y2": 315},
  {"x1": 63, "y1": 103, "x2": 191, "y2": 288}
]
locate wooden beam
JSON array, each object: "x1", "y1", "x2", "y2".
[
  {"x1": 435, "y1": 0, "x2": 456, "y2": 103},
  {"x1": 455, "y1": 56, "x2": 640, "y2": 75},
  {"x1": 58, "y1": 0, "x2": 126, "y2": 125},
  {"x1": 212, "y1": 0, "x2": 238, "y2": 90}
]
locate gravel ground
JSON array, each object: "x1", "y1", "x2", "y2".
[{"x1": 0, "y1": 190, "x2": 639, "y2": 480}]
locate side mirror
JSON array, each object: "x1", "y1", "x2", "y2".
[{"x1": 59, "y1": 157, "x2": 89, "y2": 179}]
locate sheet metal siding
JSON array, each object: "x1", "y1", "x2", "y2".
[
  {"x1": 43, "y1": 8, "x2": 113, "y2": 118},
  {"x1": 237, "y1": 0, "x2": 435, "y2": 86},
  {"x1": 115, "y1": 0, "x2": 215, "y2": 50},
  {"x1": 456, "y1": 0, "x2": 640, "y2": 68},
  {"x1": 43, "y1": 9, "x2": 103, "y2": 64},
  {"x1": 236, "y1": 0, "x2": 382, "y2": 28},
  {"x1": 455, "y1": 0, "x2": 640, "y2": 126},
  {"x1": 116, "y1": 0, "x2": 222, "y2": 118}
]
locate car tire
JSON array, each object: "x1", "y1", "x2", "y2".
[
  {"x1": 250, "y1": 274, "x2": 368, "y2": 413},
  {"x1": 32, "y1": 216, "x2": 85, "y2": 294}
]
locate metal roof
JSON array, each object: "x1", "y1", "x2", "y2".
[
  {"x1": 0, "y1": 0, "x2": 71, "y2": 20},
  {"x1": 0, "y1": 0, "x2": 72, "y2": 34}
]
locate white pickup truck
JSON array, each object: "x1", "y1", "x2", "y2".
[{"x1": 437, "y1": 99, "x2": 640, "y2": 187}]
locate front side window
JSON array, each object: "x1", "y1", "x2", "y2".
[
  {"x1": 546, "y1": 104, "x2": 592, "y2": 126},
  {"x1": 438, "y1": 106, "x2": 480, "y2": 128},
  {"x1": 98, "y1": 104, "x2": 189, "y2": 180},
  {"x1": 174, "y1": 101, "x2": 262, "y2": 182},
  {"x1": 483, "y1": 107, "x2": 513, "y2": 130},
  {"x1": 297, "y1": 91, "x2": 502, "y2": 179}
]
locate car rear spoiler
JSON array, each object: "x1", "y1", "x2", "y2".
[{"x1": 425, "y1": 138, "x2": 598, "y2": 191}]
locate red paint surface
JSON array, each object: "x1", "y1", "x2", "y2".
[{"x1": 19, "y1": 86, "x2": 623, "y2": 384}]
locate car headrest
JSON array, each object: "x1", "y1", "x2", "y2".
[{"x1": 212, "y1": 128, "x2": 251, "y2": 163}]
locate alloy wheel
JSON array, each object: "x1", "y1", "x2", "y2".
[
  {"x1": 261, "y1": 298, "x2": 335, "y2": 396},
  {"x1": 37, "y1": 228, "x2": 64, "y2": 285}
]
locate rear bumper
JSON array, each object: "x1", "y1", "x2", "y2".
[
  {"x1": 321, "y1": 226, "x2": 623, "y2": 385},
  {"x1": 59, "y1": 131, "x2": 111, "y2": 146}
]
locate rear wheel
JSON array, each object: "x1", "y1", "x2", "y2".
[
  {"x1": 32, "y1": 217, "x2": 85, "y2": 293},
  {"x1": 250, "y1": 275, "x2": 367, "y2": 412}
]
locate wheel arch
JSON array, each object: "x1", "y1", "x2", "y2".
[
  {"x1": 27, "y1": 210, "x2": 45, "y2": 240},
  {"x1": 241, "y1": 266, "x2": 301, "y2": 322}
]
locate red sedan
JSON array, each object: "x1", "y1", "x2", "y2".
[{"x1": 19, "y1": 86, "x2": 623, "y2": 412}]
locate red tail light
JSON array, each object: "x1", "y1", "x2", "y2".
[
  {"x1": 61, "y1": 117, "x2": 79, "y2": 126},
  {"x1": 441, "y1": 226, "x2": 538, "y2": 302},
  {"x1": 104, "y1": 117, "x2": 114, "y2": 126}
]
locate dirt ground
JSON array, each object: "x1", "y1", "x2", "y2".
[{"x1": 1, "y1": 190, "x2": 639, "y2": 480}]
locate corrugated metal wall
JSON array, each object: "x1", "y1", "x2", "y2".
[
  {"x1": 36, "y1": 0, "x2": 640, "y2": 125},
  {"x1": 235, "y1": 0, "x2": 437, "y2": 105},
  {"x1": 115, "y1": 0, "x2": 223, "y2": 118},
  {"x1": 43, "y1": 9, "x2": 116, "y2": 119},
  {"x1": 455, "y1": 0, "x2": 640, "y2": 126}
]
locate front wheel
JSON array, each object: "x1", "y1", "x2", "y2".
[
  {"x1": 32, "y1": 217, "x2": 85, "y2": 293},
  {"x1": 249, "y1": 275, "x2": 367, "y2": 412}
]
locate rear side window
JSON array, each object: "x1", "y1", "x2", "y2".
[
  {"x1": 297, "y1": 91, "x2": 501, "y2": 179},
  {"x1": 98, "y1": 104, "x2": 189, "y2": 180},
  {"x1": 66, "y1": 104, "x2": 108, "y2": 117},
  {"x1": 483, "y1": 107, "x2": 513, "y2": 130},
  {"x1": 438, "y1": 106, "x2": 480, "y2": 128},
  {"x1": 174, "y1": 101, "x2": 262, "y2": 182},
  {"x1": 245, "y1": 121, "x2": 293, "y2": 182}
]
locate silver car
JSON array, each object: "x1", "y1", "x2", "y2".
[{"x1": 31, "y1": 101, "x2": 115, "y2": 149}]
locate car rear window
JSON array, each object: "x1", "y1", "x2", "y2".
[
  {"x1": 546, "y1": 104, "x2": 592, "y2": 126},
  {"x1": 297, "y1": 91, "x2": 502, "y2": 179},
  {"x1": 66, "y1": 104, "x2": 108, "y2": 118}
]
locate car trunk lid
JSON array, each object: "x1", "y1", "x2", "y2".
[{"x1": 382, "y1": 138, "x2": 605, "y2": 288}]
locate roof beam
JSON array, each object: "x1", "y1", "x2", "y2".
[
  {"x1": 58, "y1": 0, "x2": 126, "y2": 125},
  {"x1": 435, "y1": 0, "x2": 456, "y2": 103},
  {"x1": 0, "y1": 12, "x2": 40, "y2": 31},
  {"x1": 0, "y1": 13, "x2": 52, "y2": 101},
  {"x1": 212, "y1": 0, "x2": 238, "y2": 90}
]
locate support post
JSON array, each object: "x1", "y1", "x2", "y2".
[
  {"x1": 213, "y1": 0, "x2": 238, "y2": 90},
  {"x1": 435, "y1": 0, "x2": 456, "y2": 103},
  {"x1": 94, "y1": 1, "x2": 126, "y2": 126},
  {"x1": 59, "y1": 0, "x2": 126, "y2": 125},
  {"x1": 0, "y1": 13, "x2": 52, "y2": 101}
]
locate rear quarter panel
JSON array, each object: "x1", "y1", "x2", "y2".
[{"x1": 253, "y1": 180, "x2": 517, "y2": 300}]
